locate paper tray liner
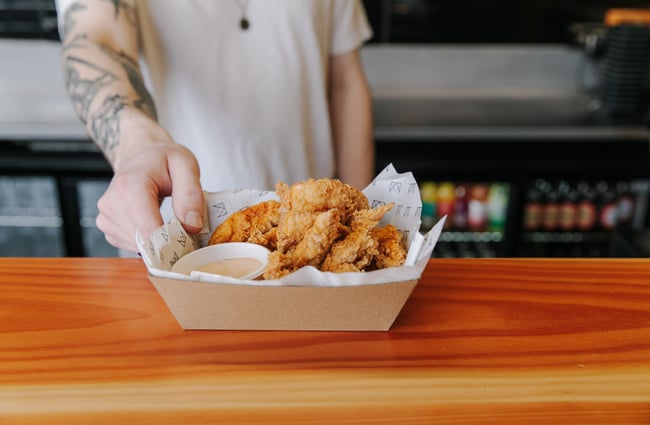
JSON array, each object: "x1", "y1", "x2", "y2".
[
  {"x1": 141, "y1": 165, "x2": 445, "y2": 331},
  {"x1": 149, "y1": 275, "x2": 419, "y2": 331}
]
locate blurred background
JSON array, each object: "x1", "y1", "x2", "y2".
[{"x1": 1, "y1": 0, "x2": 649, "y2": 258}]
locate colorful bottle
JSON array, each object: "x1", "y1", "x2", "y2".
[
  {"x1": 420, "y1": 182, "x2": 437, "y2": 231},
  {"x1": 542, "y1": 188, "x2": 560, "y2": 232},
  {"x1": 452, "y1": 183, "x2": 469, "y2": 230},
  {"x1": 596, "y1": 181, "x2": 618, "y2": 231},
  {"x1": 468, "y1": 184, "x2": 489, "y2": 232},
  {"x1": 436, "y1": 182, "x2": 455, "y2": 229},
  {"x1": 487, "y1": 183, "x2": 509, "y2": 233},
  {"x1": 558, "y1": 181, "x2": 578, "y2": 232},
  {"x1": 576, "y1": 181, "x2": 597, "y2": 232},
  {"x1": 523, "y1": 185, "x2": 543, "y2": 231},
  {"x1": 616, "y1": 181, "x2": 636, "y2": 228}
]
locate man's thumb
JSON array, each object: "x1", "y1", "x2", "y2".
[{"x1": 168, "y1": 150, "x2": 205, "y2": 233}]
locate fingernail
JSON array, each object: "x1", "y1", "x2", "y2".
[{"x1": 184, "y1": 211, "x2": 203, "y2": 229}]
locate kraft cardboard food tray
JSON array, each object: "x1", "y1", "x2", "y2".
[
  {"x1": 148, "y1": 275, "x2": 421, "y2": 331},
  {"x1": 138, "y1": 164, "x2": 445, "y2": 331}
]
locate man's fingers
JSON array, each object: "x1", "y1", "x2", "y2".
[
  {"x1": 97, "y1": 174, "x2": 164, "y2": 251},
  {"x1": 128, "y1": 187, "x2": 165, "y2": 246},
  {"x1": 94, "y1": 143, "x2": 203, "y2": 251},
  {"x1": 168, "y1": 150, "x2": 205, "y2": 233},
  {"x1": 96, "y1": 213, "x2": 137, "y2": 252}
]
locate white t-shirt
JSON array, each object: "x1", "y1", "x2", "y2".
[{"x1": 56, "y1": 0, "x2": 372, "y2": 192}]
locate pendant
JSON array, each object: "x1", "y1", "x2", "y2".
[{"x1": 240, "y1": 17, "x2": 250, "y2": 30}]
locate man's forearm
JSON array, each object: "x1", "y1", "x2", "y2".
[
  {"x1": 60, "y1": 0, "x2": 158, "y2": 166},
  {"x1": 331, "y1": 83, "x2": 374, "y2": 188},
  {"x1": 329, "y1": 51, "x2": 375, "y2": 188}
]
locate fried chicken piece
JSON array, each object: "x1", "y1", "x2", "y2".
[
  {"x1": 290, "y1": 209, "x2": 345, "y2": 266},
  {"x1": 266, "y1": 178, "x2": 370, "y2": 278},
  {"x1": 276, "y1": 178, "x2": 369, "y2": 222},
  {"x1": 208, "y1": 200, "x2": 280, "y2": 250},
  {"x1": 370, "y1": 224, "x2": 407, "y2": 270},
  {"x1": 264, "y1": 209, "x2": 344, "y2": 279},
  {"x1": 275, "y1": 211, "x2": 318, "y2": 252},
  {"x1": 249, "y1": 226, "x2": 278, "y2": 250},
  {"x1": 320, "y1": 203, "x2": 394, "y2": 273},
  {"x1": 208, "y1": 178, "x2": 405, "y2": 279}
]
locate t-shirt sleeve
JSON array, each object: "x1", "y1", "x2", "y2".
[
  {"x1": 54, "y1": 0, "x2": 76, "y2": 38},
  {"x1": 330, "y1": 0, "x2": 373, "y2": 55}
]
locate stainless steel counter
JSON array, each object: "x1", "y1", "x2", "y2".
[
  {"x1": 0, "y1": 39, "x2": 86, "y2": 141},
  {"x1": 361, "y1": 44, "x2": 648, "y2": 139},
  {"x1": 1, "y1": 40, "x2": 647, "y2": 143}
]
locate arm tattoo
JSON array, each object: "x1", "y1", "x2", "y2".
[
  {"x1": 101, "y1": 0, "x2": 136, "y2": 25},
  {"x1": 100, "y1": 45, "x2": 158, "y2": 120},
  {"x1": 63, "y1": 55, "x2": 118, "y2": 124},
  {"x1": 62, "y1": 0, "x2": 135, "y2": 40},
  {"x1": 91, "y1": 94, "x2": 127, "y2": 152},
  {"x1": 60, "y1": 0, "x2": 153, "y2": 157},
  {"x1": 64, "y1": 46, "x2": 157, "y2": 155},
  {"x1": 61, "y1": 1, "x2": 86, "y2": 40},
  {"x1": 62, "y1": 33, "x2": 89, "y2": 52}
]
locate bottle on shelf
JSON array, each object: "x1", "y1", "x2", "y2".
[
  {"x1": 558, "y1": 180, "x2": 578, "y2": 232},
  {"x1": 420, "y1": 182, "x2": 437, "y2": 232},
  {"x1": 530, "y1": 179, "x2": 561, "y2": 256},
  {"x1": 452, "y1": 183, "x2": 469, "y2": 231},
  {"x1": 487, "y1": 183, "x2": 509, "y2": 234},
  {"x1": 616, "y1": 180, "x2": 637, "y2": 229},
  {"x1": 436, "y1": 182, "x2": 455, "y2": 229},
  {"x1": 595, "y1": 181, "x2": 620, "y2": 257},
  {"x1": 468, "y1": 183, "x2": 489, "y2": 232},
  {"x1": 576, "y1": 181, "x2": 600, "y2": 257},
  {"x1": 596, "y1": 181, "x2": 619, "y2": 232},
  {"x1": 521, "y1": 181, "x2": 546, "y2": 257},
  {"x1": 542, "y1": 186, "x2": 560, "y2": 233},
  {"x1": 523, "y1": 184, "x2": 544, "y2": 232},
  {"x1": 557, "y1": 180, "x2": 581, "y2": 257},
  {"x1": 576, "y1": 181, "x2": 598, "y2": 232}
]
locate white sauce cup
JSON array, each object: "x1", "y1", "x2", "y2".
[{"x1": 170, "y1": 242, "x2": 270, "y2": 280}]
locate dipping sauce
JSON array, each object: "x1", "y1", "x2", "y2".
[{"x1": 196, "y1": 257, "x2": 263, "y2": 279}]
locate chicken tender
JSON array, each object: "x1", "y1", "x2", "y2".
[
  {"x1": 275, "y1": 211, "x2": 318, "y2": 252},
  {"x1": 370, "y1": 224, "x2": 407, "y2": 270},
  {"x1": 264, "y1": 209, "x2": 344, "y2": 279},
  {"x1": 321, "y1": 203, "x2": 394, "y2": 273},
  {"x1": 276, "y1": 178, "x2": 369, "y2": 221},
  {"x1": 208, "y1": 200, "x2": 280, "y2": 250},
  {"x1": 207, "y1": 178, "x2": 408, "y2": 279}
]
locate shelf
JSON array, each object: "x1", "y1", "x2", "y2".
[
  {"x1": 523, "y1": 231, "x2": 612, "y2": 244},
  {"x1": 438, "y1": 230, "x2": 504, "y2": 243}
]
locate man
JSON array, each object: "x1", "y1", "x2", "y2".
[{"x1": 56, "y1": 0, "x2": 375, "y2": 253}]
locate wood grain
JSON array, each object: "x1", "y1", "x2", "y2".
[{"x1": 1, "y1": 258, "x2": 650, "y2": 424}]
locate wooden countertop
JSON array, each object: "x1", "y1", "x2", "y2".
[{"x1": 2, "y1": 257, "x2": 650, "y2": 424}]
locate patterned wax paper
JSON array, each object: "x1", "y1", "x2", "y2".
[{"x1": 136, "y1": 164, "x2": 445, "y2": 286}]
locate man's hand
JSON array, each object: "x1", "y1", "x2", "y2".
[{"x1": 96, "y1": 142, "x2": 205, "y2": 252}]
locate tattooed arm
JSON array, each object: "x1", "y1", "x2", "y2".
[{"x1": 59, "y1": 0, "x2": 205, "y2": 252}]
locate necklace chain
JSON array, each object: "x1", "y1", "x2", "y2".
[{"x1": 233, "y1": 0, "x2": 250, "y2": 31}]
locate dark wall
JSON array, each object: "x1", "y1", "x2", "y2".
[
  {"x1": 0, "y1": 0, "x2": 58, "y2": 40},
  {"x1": 362, "y1": 0, "x2": 650, "y2": 44},
  {"x1": 2, "y1": 0, "x2": 647, "y2": 45}
]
